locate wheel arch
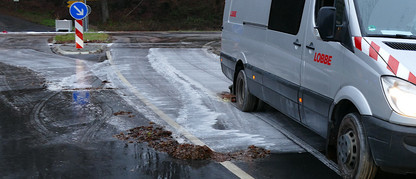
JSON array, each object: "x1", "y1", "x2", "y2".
[
  {"x1": 333, "y1": 86, "x2": 372, "y2": 116},
  {"x1": 233, "y1": 59, "x2": 245, "y2": 94},
  {"x1": 327, "y1": 86, "x2": 372, "y2": 154}
]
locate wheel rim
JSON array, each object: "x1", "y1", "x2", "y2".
[{"x1": 338, "y1": 130, "x2": 358, "y2": 171}]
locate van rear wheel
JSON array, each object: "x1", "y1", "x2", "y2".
[
  {"x1": 337, "y1": 113, "x2": 377, "y2": 179},
  {"x1": 235, "y1": 70, "x2": 257, "y2": 112}
]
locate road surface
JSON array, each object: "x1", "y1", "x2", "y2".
[{"x1": 1, "y1": 14, "x2": 411, "y2": 178}]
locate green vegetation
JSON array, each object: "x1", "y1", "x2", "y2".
[
  {"x1": 0, "y1": 0, "x2": 224, "y2": 31},
  {"x1": 15, "y1": 10, "x2": 56, "y2": 27},
  {"x1": 54, "y1": 33, "x2": 111, "y2": 43}
]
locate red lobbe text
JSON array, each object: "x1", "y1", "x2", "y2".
[{"x1": 314, "y1": 53, "x2": 332, "y2": 66}]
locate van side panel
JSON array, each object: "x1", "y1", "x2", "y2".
[
  {"x1": 262, "y1": 70, "x2": 301, "y2": 120},
  {"x1": 220, "y1": 0, "x2": 236, "y2": 81},
  {"x1": 221, "y1": 0, "x2": 271, "y2": 98},
  {"x1": 258, "y1": 0, "x2": 310, "y2": 121},
  {"x1": 221, "y1": 0, "x2": 244, "y2": 81},
  {"x1": 343, "y1": 50, "x2": 392, "y2": 119}
]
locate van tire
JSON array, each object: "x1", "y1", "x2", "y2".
[
  {"x1": 337, "y1": 113, "x2": 378, "y2": 179},
  {"x1": 235, "y1": 70, "x2": 257, "y2": 112}
]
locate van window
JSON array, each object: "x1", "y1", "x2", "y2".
[
  {"x1": 355, "y1": 0, "x2": 416, "y2": 37},
  {"x1": 268, "y1": 0, "x2": 306, "y2": 35},
  {"x1": 335, "y1": 0, "x2": 346, "y2": 26}
]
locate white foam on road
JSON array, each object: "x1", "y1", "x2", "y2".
[
  {"x1": 106, "y1": 47, "x2": 304, "y2": 152},
  {"x1": 147, "y1": 48, "x2": 270, "y2": 151},
  {"x1": 0, "y1": 49, "x2": 94, "y2": 91}
]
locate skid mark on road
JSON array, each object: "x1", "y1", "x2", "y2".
[
  {"x1": 30, "y1": 92, "x2": 60, "y2": 137},
  {"x1": 29, "y1": 91, "x2": 115, "y2": 143},
  {"x1": 107, "y1": 51, "x2": 254, "y2": 179}
]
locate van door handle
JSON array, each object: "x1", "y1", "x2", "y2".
[
  {"x1": 293, "y1": 39, "x2": 302, "y2": 47},
  {"x1": 306, "y1": 42, "x2": 315, "y2": 50}
]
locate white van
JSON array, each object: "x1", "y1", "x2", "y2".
[{"x1": 220, "y1": 0, "x2": 416, "y2": 178}]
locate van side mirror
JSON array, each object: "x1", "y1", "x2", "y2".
[{"x1": 316, "y1": 7, "x2": 336, "y2": 41}]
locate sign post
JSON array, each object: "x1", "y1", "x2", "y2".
[
  {"x1": 74, "y1": 20, "x2": 84, "y2": 48},
  {"x1": 69, "y1": 2, "x2": 88, "y2": 49}
]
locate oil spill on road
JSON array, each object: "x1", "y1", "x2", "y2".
[{"x1": 114, "y1": 124, "x2": 271, "y2": 162}]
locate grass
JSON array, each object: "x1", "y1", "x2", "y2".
[
  {"x1": 54, "y1": 33, "x2": 111, "y2": 44},
  {"x1": 18, "y1": 11, "x2": 56, "y2": 27}
]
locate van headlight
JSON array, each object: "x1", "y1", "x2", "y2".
[{"x1": 382, "y1": 76, "x2": 416, "y2": 118}]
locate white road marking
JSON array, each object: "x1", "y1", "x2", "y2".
[{"x1": 107, "y1": 51, "x2": 255, "y2": 179}]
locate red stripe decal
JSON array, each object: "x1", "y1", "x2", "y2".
[
  {"x1": 387, "y1": 56, "x2": 399, "y2": 75},
  {"x1": 354, "y1": 37, "x2": 362, "y2": 51},
  {"x1": 230, "y1": 11, "x2": 237, "y2": 17},
  {"x1": 76, "y1": 20, "x2": 83, "y2": 26},
  {"x1": 369, "y1": 42, "x2": 380, "y2": 61},
  {"x1": 76, "y1": 29, "x2": 83, "y2": 39},
  {"x1": 409, "y1": 73, "x2": 416, "y2": 84}
]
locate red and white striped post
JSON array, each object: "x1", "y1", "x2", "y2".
[{"x1": 75, "y1": 20, "x2": 84, "y2": 49}]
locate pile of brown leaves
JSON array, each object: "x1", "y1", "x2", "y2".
[{"x1": 114, "y1": 124, "x2": 270, "y2": 162}]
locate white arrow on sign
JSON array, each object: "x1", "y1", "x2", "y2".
[{"x1": 74, "y1": 5, "x2": 84, "y2": 16}]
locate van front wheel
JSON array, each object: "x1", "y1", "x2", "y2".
[
  {"x1": 235, "y1": 70, "x2": 257, "y2": 112},
  {"x1": 337, "y1": 113, "x2": 377, "y2": 179}
]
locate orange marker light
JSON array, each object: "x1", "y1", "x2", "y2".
[
  {"x1": 299, "y1": 98, "x2": 303, "y2": 103},
  {"x1": 220, "y1": 58, "x2": 223, "y2": 62},
  {"x1": 253, "y1": 75, "x2": 256, "y2": 80}
]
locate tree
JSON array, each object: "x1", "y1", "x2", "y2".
[{"x1": 100, "y1": 0, "x2": 109, "y2": 23}]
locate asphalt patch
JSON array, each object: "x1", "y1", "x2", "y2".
[{"x1": 114, "y1": 124, "x2": 270, "y2": 162}]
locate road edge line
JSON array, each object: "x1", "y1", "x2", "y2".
[{"x1": 106, "y1": 50, "x2": 254, "y2": 179}]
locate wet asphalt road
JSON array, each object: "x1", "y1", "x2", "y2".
[
  {"x1": 0, "y1": 13, "x2": 412, "y2": 179},
  {"x1": 0, "y1": 34, "x2": 236, "y2": 178},
  {"x1": 0, "y1": 33, "x2": 341, "y2": 178}
]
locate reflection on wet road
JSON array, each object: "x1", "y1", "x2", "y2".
[{"x1": 0, "y1": 55, "x2": 236, "y2": 178}]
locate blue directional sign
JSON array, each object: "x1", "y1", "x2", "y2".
[{"x1": 70, "y1": 2, "x2": 88, "y2": 20}]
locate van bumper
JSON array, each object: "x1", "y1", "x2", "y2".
[
  {"x1": 220, "y1": 52, "x2": 237, "y2": 81},
  {"x1": 362, "y1": 115, "x2": 416, "y2": 174}
]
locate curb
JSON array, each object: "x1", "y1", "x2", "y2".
[{"x1": 52, "y1": 43, "x2": 108, "y2": 55}]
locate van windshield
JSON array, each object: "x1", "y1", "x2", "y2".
[{"x1": 355, "y1": 0, "x2": 416, "y2": 38}]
